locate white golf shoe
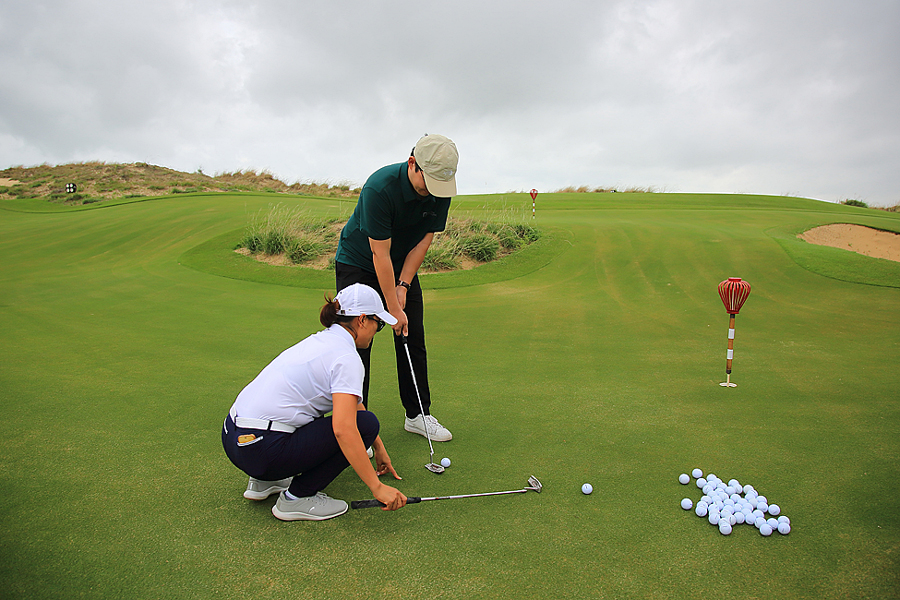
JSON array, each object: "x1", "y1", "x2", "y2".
[
  {"x1": 271, "y1": 492, "x2": 348, "y2": 521},
  {"x1": 404, "y1": 414, "x2": 452, "y2": 441},
  {"x1": 243, "y1": 477, "x2": 292, "y2": 500}
]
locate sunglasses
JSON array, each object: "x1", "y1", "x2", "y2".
[{"x1": 368, "y1": 316, "x2": 386, "y2": 332}]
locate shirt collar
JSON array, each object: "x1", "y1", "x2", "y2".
[
  {"x1": 400, "y1": 162, "x2": 434, "y2": 204},
  {"x1": 328, "y1": 323, "x2": 357, "y2": 348}
]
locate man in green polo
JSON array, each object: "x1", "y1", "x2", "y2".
[{"x1": 334, "y1": 134, "x2": 458, "y2": 442}]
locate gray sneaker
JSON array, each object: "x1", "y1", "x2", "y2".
[
  {"x1": 272, "y1": 491, "x2": 349, "y2": 521},
  {"x1": 243, "y1": 477, "x2": 292, "y2": 500},
  {"x1": 405, "y1": 414, "x2": 452, "y2": 441}
]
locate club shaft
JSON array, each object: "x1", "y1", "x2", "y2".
[
  {"x1": 419, "y1": 489, "x2": 529, "y2": 501},
  {"x1": 402, "y1": 335, "x2": 435, "y2": 458},
  {"x1": 351, "y1": 488, "x2": 532, "y2": 509}
]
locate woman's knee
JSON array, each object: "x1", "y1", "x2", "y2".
[{"x1": 356, "y1": 411, "x2": 380, "y2": 444}]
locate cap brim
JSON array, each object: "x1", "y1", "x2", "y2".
[
  {"x1": 377, "y1": 310, "x2": 398, "y2": 325},
  {"x1": 423, "y1": 172, "x2": 456, "y2": 198}
]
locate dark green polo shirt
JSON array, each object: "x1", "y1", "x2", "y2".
[{"x1": 335, "y1": 162, "x2": 451, "y2": 273}]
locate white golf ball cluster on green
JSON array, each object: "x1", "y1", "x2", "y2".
[{"x1": 679, "y1": 470, "x2": 791, "y2": 536}]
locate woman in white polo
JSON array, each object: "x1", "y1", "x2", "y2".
[{"x1": 222, "y1": 284, "x2": 408, "y2": 520}]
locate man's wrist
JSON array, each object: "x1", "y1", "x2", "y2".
[{"x1": 396, "y1": 280, "x2": 410, "y2": 290}]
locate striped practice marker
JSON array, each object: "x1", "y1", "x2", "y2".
[
  {"x1": 717, "y1": 277, "x2": 751, "y2": 387},
  {"x1": 530, "y1": 189, "x2": 538, "y2": 218}
]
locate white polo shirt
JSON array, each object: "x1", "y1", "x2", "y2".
[{"x1": 230, "y1": 324, "x2": 364, "y2": 428}]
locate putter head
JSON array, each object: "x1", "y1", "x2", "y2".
[
  {"x1": 527, "y1": 476, "x2": 542, "y2": 493},
  {"x1": 426, "y1": 462, "x2": 445, "y2": 474}
]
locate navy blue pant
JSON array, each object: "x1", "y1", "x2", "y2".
[
  {"x1": 335, "y1": 262, "x2": 430, "y2": 419},
  {"x1": 222, "y1": 411, "x2": 380, "y2": 498}
]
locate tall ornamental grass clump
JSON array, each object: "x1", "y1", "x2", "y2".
[
  {"x1": 237, "y1": 204, "x2": 341, "y2": 265},
  {"x1": 236, "y1": 203, "x2": 541, "y2": 271},
  {"x1": 421, "y1": 218, "x2": 541, "y2": 271}
]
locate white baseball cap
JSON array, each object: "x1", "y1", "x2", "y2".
[
  {"x1": 414, "y1": 134, "x2": 458, "y2": 198},
  {"x1": 335, "y1": 284, "x2": 398, "y2": 325}
]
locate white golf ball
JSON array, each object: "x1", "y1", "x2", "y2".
[
  {"x1": 679, "y1": 473, "x2": 690, "y2": 485},
  {"x1": 754, "y1": 517, "x2": 766, "y2": 529},
  {"x1": 760, "y1": 524, "x2": 773, "y2": 536},
  {"x1": 734, "y1": 511, "x2": 746, "y2": 524},
  {"x1": 440, "y1": 457, "x2": 451, "y2": 468},
  {"x1": 696, "y1": 477, "x2": 707, "y2": 489},
  {"x1": 778, "y1": 522, "x2": 791, "y2": 535},
  {"x1": 767, "y1": 518, "x2": 779, "y2": 529},
  {"x1": 681, "y1": 498, "x2": 693, "y2": 510},
  {"x1": 768, "y1": 504, "x2": 781, "y2": 516},
  {"x1": 581, "y1": 483, "x2": 593, "y2": 495},
  {"x1": 692, "y1": 468, "x2": 703, "y2": 479},
  {"x1": 719, "y1": 522, "x2": 733, "y2": 535},
  {"x1": 695, "y1": 504, "x2": 708, "y2": 517},
  {"x1": 777, "y1": 516, "x2": 791, "y2": 525},
  {"x1": 708, "y1": 512, "x2": 720, "y2": 525}
]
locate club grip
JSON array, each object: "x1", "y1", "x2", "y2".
[
  {"x1": 351, "y1": 499, "x2": 385, "y2": 509},
  {"x1": 350, "y1": 497, "x2": 422, "y2": 509}
]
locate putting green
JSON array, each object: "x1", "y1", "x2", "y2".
[{"x1": 1, "y1": 192, "x2": 897, "y2": 599}]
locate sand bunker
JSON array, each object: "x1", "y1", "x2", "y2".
[
  {"x1": 799, "y1": 224, "x2": 900, "y2": 262},
  {"x1": 0, "y1": 178, "x2": 22, "y2": 186}
]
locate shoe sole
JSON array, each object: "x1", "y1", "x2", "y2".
[
  {"x1": 244, "y1": 486, "x2": 289, "y2": 501},
  {"x1": 404, "y1": 422, "x2": 452, "y2": 442},
  {"x1": 271, "y1": 504, "x2": 348, "y2": 521}
]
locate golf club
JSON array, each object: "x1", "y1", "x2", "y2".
[
  {"x1": 351, "y1": 475, "x2": 542, "y2": 509},
  {"x1": 401, "y1": 334, "x2": 444, "y2": 474}
]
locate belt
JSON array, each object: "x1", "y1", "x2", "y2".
[{"x1": 228, "y1": 408, "x2": 296, "y2": 433}]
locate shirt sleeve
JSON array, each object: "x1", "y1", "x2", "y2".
[
  {"x1": 330, "y1": 352, "x2": 365, "y2": 400},
  {"x1": 429, "y1": 198, "x2": 451, "y2": 233},
  {"x1": 358, "y1": 187, "x2": 394, "y2": 241}
]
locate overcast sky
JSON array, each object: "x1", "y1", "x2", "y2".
[{"x1": 1, "y1": 0, "x2": 898, "y2": 206}]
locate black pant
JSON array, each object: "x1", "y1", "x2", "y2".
[
  {"x1": 222, "y1": 411, "x2": 380, "y2": 497},
  {"x1": 335, "y1": 262, "x2": 430, "y2": 419}
]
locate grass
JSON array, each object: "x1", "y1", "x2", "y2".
[{"x1": 1, "y1": 190, "x2": 899, "y2": 599}]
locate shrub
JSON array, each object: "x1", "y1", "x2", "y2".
[
  {"x1": 459, "y1": 233, "x2": 500, "y2": 262},
  {"x1": 237, "y1": 204, "x2": 541, "y2": 272},
  {"x1": 285, "y1": 238, "x2": 324, "y2": 264},
  {"x1": 236, "y1": 203, "x2": 340, "y2": 265},
  {"x1": 842, "y1": 199, "x2": 868, "y2": 208},
  {"x1": 421, "y1": 246, "x2": 461, "y2": 271}
]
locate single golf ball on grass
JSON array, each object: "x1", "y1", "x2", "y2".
[
  {"x1": 692, "y1": 468, "x2": 703, "y2": 479},
  {"x1": 680, "y1": 498, "x2": 693, "y2": 510},
  {"x1": 679, "y1": 473, "x2": 690, "y2": 484},
  {"x1": 440, "y1": 457, "x2": 451, "y2": 468},
  {"x1": 581, "y1": 483, "x2": 593, "y2": 495}
]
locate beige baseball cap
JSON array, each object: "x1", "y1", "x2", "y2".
[
  {"x1": 414, "y1": 134, "x2": 458, "y2": 198},
  {"x1": 335, "y1": 284, "x2": 398, "y2": 325}
]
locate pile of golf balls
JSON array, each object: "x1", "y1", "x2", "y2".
[{"x1": 678, "y1": 469, "x2": 791, "y2": 537}]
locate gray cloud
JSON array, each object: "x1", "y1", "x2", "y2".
[{"x1": 1, "y1": 0, "x2": 897, "y2": 205}]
